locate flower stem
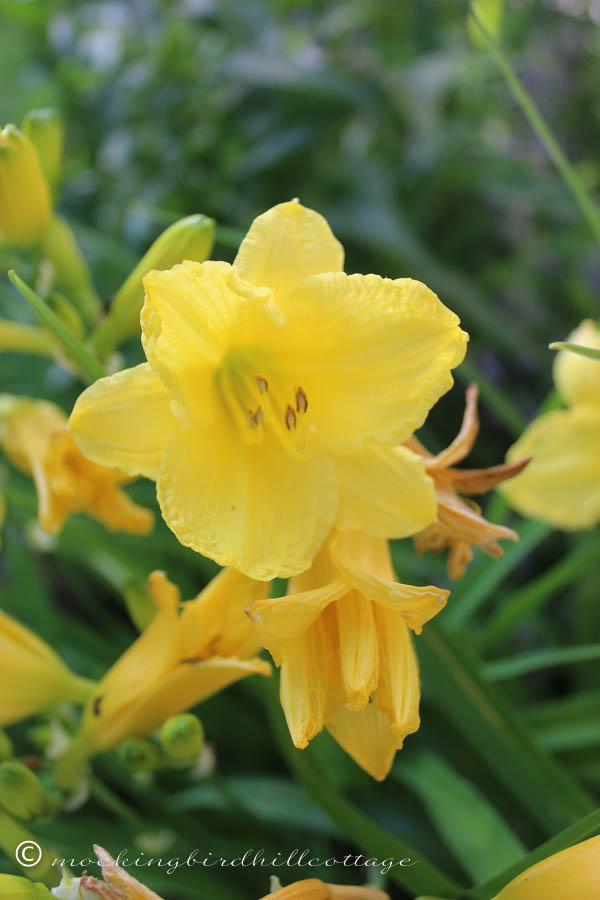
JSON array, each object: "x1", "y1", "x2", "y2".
[{"x1": 258, "y1": 676, "x2": 466, "y2": 899}]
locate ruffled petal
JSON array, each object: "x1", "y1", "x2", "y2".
[
  {"x1": 502, "y1": 406, "x2": 600, "y2": 529},
  {"x1": 335, "y1": 444, "x2": 436, "y2": 538},
  {"x1": 233, "y1": 200, "x2": 344, "y2": 300},
  {"x1": 335, "y1": 589, "x2": 378, "y2": 710},
  {"x1": 278, "y1": 273, "x2": 468, "y2": 454},
  {"x1": 553, "y1": 319, "x2": 600, "y2": 409},
  {"x1": 157, "y1": 413, "x2": 338, "y2": 580},
  {"x1": 69, "y1": 363, "x2": 175, "y2": 479},
  {"x1": 326, "y1": 700, "x2": 402, "y2": 781}
]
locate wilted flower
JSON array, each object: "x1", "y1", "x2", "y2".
[
  {"x1": 247, "y1": 529, "x2": 447, "y2": 780},
  {"x1": 502, "y1": 319, "x2": 600, "y2": 528},
  {"x1": 0, "y1": 124, "x2": 52, "y2": 246},
  {"x1": 0, "y1": 396, "x2": 153, "y2": 535},
  {"x1": 70, "y1": 200, "x2": 467, "y2": 579},
  {"x1": 408, "y1": 384, "x2": 528, "y2": 578}
]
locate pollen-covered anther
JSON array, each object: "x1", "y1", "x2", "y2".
[
  {"x1": 285, "y1": 404, "x2": 297, "y2": 430},
  {"x1": 295, "y1": 386, "x2": 308, "y2": 414},
  {"x1": 256, "y1": 374, "x2": 268, "y2": 393},
  {"x1": 248, "y1": 406, "x2": 263, "y2": 428}
]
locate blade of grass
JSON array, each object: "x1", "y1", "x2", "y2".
[
  {"x1": 477, "y1": 536, "x2": 600, "y2": 653},
  {"x1": 467, "y1": 808, "x2": 600, "y2": 900},
  {"x1": 485, "y1": 644, "x2": 600, "y2": 681},
  {"x1": 7, "y1": 270, "x2": 106, "y2": 381},
  {"x1": 418, "y1": 620, "x2": 594, "y2": 835}
]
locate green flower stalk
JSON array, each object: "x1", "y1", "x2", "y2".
[
  {"x1": 0, "y1": 808, "x2": 59, "y2": 886},
  {"x1": 0, "y1": 125, "x2": 52, "y2": 246},
  {"x1": 38, "y1": 215, "x2": 102, "y2": 326},
  {"x1": 0, "y1": 762, "x2": 58, "y2": 822},
  {"x1": 90, "y1": 213, "x2": 215, "y2": 359},
  {"x1": 0, "y1": 731, "x2": 13, "y2": 762},
  {"x1": 21, "y1": 109, "x2": 64, "y2": 197}
]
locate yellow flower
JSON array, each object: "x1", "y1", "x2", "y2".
[
  {"x1": 262, "y1": 879, "x2": 389, "y2": 900},
  {"x1": 0, "y1": 124, "x2": 52, "y2": 246},
  {"x1": 502, "y1": 319, "x2": 600, "y2": 529},
  {"x1": 407, "y1": 384, "x2": 528, "y2": 578},
  {"x1": 0, "y1": 607, "x2": 94, "y2": 726},
  {"x1": 56, "y1": 568, "x2": 270, "y2": 778},
  {"x1": 0, "y1": 396, "x2": 153, "y2": 535},
  {"x1": 70, "y1": 200, "x2": 467, "y2": 579},
  {"x1": 490, "y1": 835, "x2": 600, "y2": 900},
  {"x1": 246, "y1": 529, "x2": 448, "y2": 780}
]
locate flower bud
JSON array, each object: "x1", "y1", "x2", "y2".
[
  {"x1": 117, "y1": 738, "x2": 162, "y2": 773},
  {"x1": 122, "y1": 579, "x2": 157, "y2": 632},
  {"x1": 0, "y1": 125, "x2": 52, "y2": 246},
  {"x1": 0, "y1": 874, "x2": 52, "y2": 898},
  {"x1": 21, "y1": 109, "x2": 64, "y2": 196},
  {"x1": 91, "y1": 214, "x2": 215, "y2": 359},
  {"x1": 0, "y1": 762, "x2": 56, "y2": 821},
  {"x1": 0, "y1": 730, "x2": 13, "y2": 761},
  {"x1": 38, "y1": 215, "x2": 101, "y2": 325},
  {"x1": 160, "y1": 713, "x2": 204, "y2": 762}
]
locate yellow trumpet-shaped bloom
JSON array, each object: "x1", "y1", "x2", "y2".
[
  {"x1": 491, "y1": 835, "x2": 600, "y2": 900},
  {"x1": 262, "y1": 880, "x2": 389, "y2": 900},
  {"x1": 408, "y1": 384, "x2": 528, "y2": 578},
  {"x1": 0, "y1": 607, "x2": 94, "y2": 726},
  {"x1": 0, "y1": 396, "x2": 153, "y2": 536},
  {"x1": 63, "y1": 568, "x2": 270, "y2": 762},
  {"x1": 247, "y1": 529, "x2": 448, "y2": 780},
  {"x1": 69, "y1": 200, "x2": 467, "y2": 580},
  {"x1": 502, "y1": 319, "x2": 600, "y2": 529},
  {"x1": 0, "y1": 125, "x2": 52, "y2": 246}
]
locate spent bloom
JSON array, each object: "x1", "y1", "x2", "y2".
[
  {"x1": 54, "y1": 568, "x2": 270, "y2": 785},
  {"x1": 247, "y1": 529, "x2": 448, "y2": 780},
  {"x1": 407, "y1": 384, "x2": 528, "y2": 578},
  {"x1": 0, "y1": 124, "x2": 52, "y2": 246},
  {"x1": 0, "y1": 396, "x2": 153, "y2": 536},
  {"x1": 70, "y1": 200, "x2": 467, "y2": 579},
  {"x1": 502, "y1": 319, "x2": 600, "y2": 529},
  {"x1": 0, "y1": 607, "x2": 94, "y2": 726}
]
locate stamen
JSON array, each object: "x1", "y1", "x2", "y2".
[
  {"x1": 295, "y1": 386, "x2": 308, "y2": 414},
  {"x1": 256, "y1": 374, "x2": 268, "y2": 393},
  {"x1": 285, "y1": 404, "x2": 297, "y2": 430},
  {"x1": 248, "y1": 406, "x2": 263, "y2": 428}
]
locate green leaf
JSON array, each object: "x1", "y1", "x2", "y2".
[
  {"x1": 393, "y1": 752, "x2": 525, "y2": 882},
  {"x1": 524, "y1": 692, "x2": 600, "y2": 753},
  {"x1": 7, "y1": 270, "x2": 106, "y2": 381},
  {"x1": 485, "y1": 644, "x2": 600, "y2": 681},
  {"x1": 418, "y1": 621, "x2": 595, "y2": 836},
  {"x1": 549, "y1": 341, "x2": 600, "y2": 362}
]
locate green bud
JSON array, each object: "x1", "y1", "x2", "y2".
[
  {"x1": 21, "y1": 109, "x2": 64, "y2": 196},
  {"x1": 91, "y1": 214, "x2": 215, "y2": 359},
  {"x1": 468, "y1": 0, "x2": 503, "y2": 47},
  {"x1": 0, "y1": 763, "x2": 57, "y2": 821},
  {"x1": 0, "y1": 731, "x2": 13, "y2": 761},
  {"x1": 0, "y1": 874, "x2": 52, "y2": 898},
  {"x1": 122, "y1": 579, "x2": 157, "y2": 632},
  {"x1": 37, "y1": 215, "x2": 102, "y2": 325},
  {"x1": 160, "y1": 714, "x2": 204, "y2": 762},
  {"x1": 0, "y1": 124, "x2": 52, "y2": 246},
  {"x1": 117, "y1": 738, "x2": 162, "y2": 773}
]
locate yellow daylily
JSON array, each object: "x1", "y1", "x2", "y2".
[
  {"x1": 247, "y1": 529, "x2": 448, "y2": 780},
  {"x1": 0, "y1": 396, "x2": 153, "y2": 536},
  {"x1": 491, "y1": 834, "x2": 600, "y2": 900},
  {"x1": 55, "y1": 568, "x2": 270, "y2": 783},
  {"x1": 263, "y1": 880, "x2": 389, "y2": 900},
  {"x1": 70, "y1": 200, "x2": 467, "y2": 580},
  {"x1": 0, "y1": 124, "x2": 52, "y2": 246},
  {"x1": 0, "y1": 607, "x2": 94, "y2": 726},
  {"x1": 407, "y1": 384, "x2": 528, "y2": 578},
  {"x1": 502, "y1": 319, "x2": 600, "y2": 529}
]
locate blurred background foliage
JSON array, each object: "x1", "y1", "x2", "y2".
[{"x1": 1, "y1": 0, "x2": 600, "y2": 898}]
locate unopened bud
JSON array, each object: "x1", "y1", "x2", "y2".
[
  {"x1": 0, "y1": 125, "x2": 52, "y2": 246},
  {"x1": 0, "y1": 874, "x2": 52, "y2": 898},
  {"x1": 117, "y1": 738, "x2": 162, "y2": 773},
  {"x1": 160, "y1": 713, "x2": 204, "y2": 762},
  {"x1": 38, "y1": 215, "x2": 101, "y2": 325},
  {"x1": 21, "y1": 109, "x2": 64, "y2": 196},
  {"x1": 0, "y1": 762, "x2": 57, "y2": 821}
]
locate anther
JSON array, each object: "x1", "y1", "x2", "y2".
[
  {"x1": 285, "y1": 405, "x2": 297, "y2": 430},
  {"x1": 248, "y1": 406, "x2": 263, "y2": 428},
  {"x1": 295, "y1": 386, "x2": 308, "y2": 414},
  {"x1": 256, "y1": 374, "x2": 268, "y2": 393}
]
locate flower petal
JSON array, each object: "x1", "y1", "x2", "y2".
[
  {"x1": 372, "y1": 607, "x2": 421, "y2": 740},
  {"x1": 326, "y1": 700, "x2": 402, "y2": 781},
  {"x1": 234, "y1": 200, "x2": 344, "y2": 300},
  {"x1": 335, "y1": 444, "x2": 437, "y2": 538},
  {"x1": 494, "y1": 835, "x2": 600, "y2": 900},
  {"x1": 157, "y1": 414, "x2": 338, "y2": 580},
  {"x1": 69, "y1": 363, "x2": 175, "y2": 479},
  {"x1": 335, "y1": 589, "x2": 378, "y2": 710},
  {"x1": 279, "y1": 618, "x2": 332, "y2": 748},
  {"x1": 278, "y1": 273, "x2": 468, "y2": 454},
  {"x1": 502, "y1": 406, "x2": 600, "y2": 529},
  {"x1": 553, "y1": 319, "x2": 600, "y2": 408}
]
